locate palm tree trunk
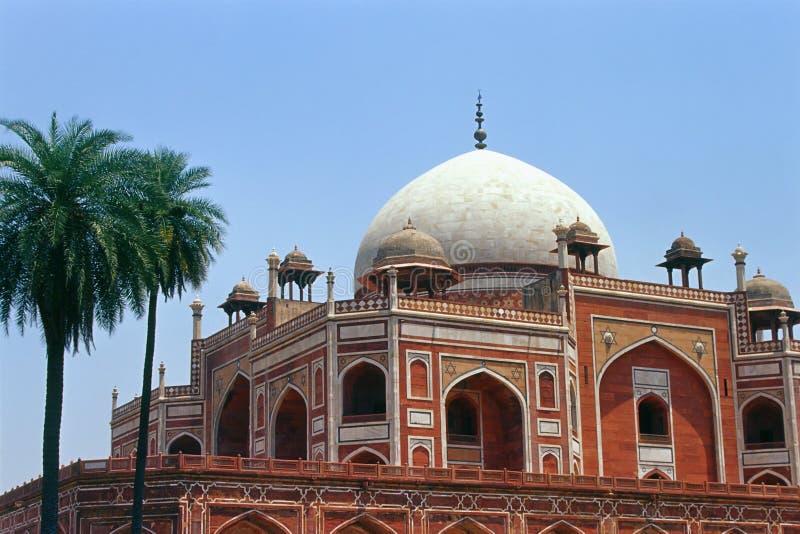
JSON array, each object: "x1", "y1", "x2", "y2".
[
  {"x1": 40, "y1": 325, "x2": 65, "y2": 534},
  {"x1": 131, "y1": 287, "x2": 158, "y2": 534}
]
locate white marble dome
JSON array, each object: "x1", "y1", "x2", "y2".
[{"x1": 354, "y1": 149, "x2": 618, "y2": 288}]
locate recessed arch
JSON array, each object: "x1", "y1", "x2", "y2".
[
  {"x1": 598, "y1": 335, "x2": 715, "y2": 395},
  {"x1": 167, "y1": 432, "x2": 202, "y2": 455},
  {"x1": 214, "y1": 372, "x2": 251, "y2": 457},
  {"x1": 340, "y1": 359, "x2": 388, "y2": 422},
  {"x1": 598, "y1": 340, "x2": 718, "y2": 482},
  {"x1": 540, "y1": 520, "x2": 586, "y2": 534},
  {"x1": 331, "y1": 513, "x2": 397, "y2": 534},
  {"x1": 741, "y1": 394, "x2": 785, "y2": 449},
  {"x1": 748, "y1": 469, "x2": 790, "y2": 486},
  {"x1": 270, "y1": 383, "x2": 308, "y2": 460},
  {"x1": 342, "y1": 446, "x2": 389, "y2": 465},
  {"x1": 215, "y1": 510, "x2": 292, "y2": 534},
  {"x1": 442, "y1": 368, "x2": 526, "y2": 471},
  {"x1": 437, "y1": 516, "x2": 494, "y2": 534}
]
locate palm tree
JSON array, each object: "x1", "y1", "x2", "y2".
[
  {"x1": 130, "y1": 147, "x2": 226, "y2": 534},
  {"x1": 0, "y1": 114, "x2": 150, "y2": 534}
]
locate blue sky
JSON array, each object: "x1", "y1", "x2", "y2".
[{"x1": 1, "y1": 1, "x2": 798, "y2": 489}]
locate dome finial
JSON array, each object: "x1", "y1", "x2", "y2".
[{"x1": 473, "y1": 91, "x2": 487, "y2": 150}]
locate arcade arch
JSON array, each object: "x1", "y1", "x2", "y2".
[
  {"x1": 215, "y1": 374, "x2": 250, "y2": 457},
  {"x1": 443, "y1": 370, "x2": 525, "y2": 471},
  {"x1": 272, "y1": 386, "x2": 308, "y2": 460}
]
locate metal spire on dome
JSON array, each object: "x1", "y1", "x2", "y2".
[{"x1": 473, "y1": 91, "x2": 487, "y2": 149}]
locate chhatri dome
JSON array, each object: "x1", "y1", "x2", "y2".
[{"x1": 354, "y1": 98, "x2": 618, "y2": 289}]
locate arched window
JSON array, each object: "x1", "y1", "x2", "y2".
[
  {"x1": 638, "y1": 395, "x2": 669, "y2": 441},
  {"x1": 447, "y1": 396, "x2": 479, "y2": 444},
  {"x1": 749, "y1": 471, "x2": 788, "y2": 486},
  {"x1": 645, "y1": 470, "x2": 667, "y2": 480},
  {"x1": 409, "y1": 359, "x2": 429, "y2": 398},
  {"x1": 539, "y1": 371, "x2": 556, "y2": 409},
  {"x1": 168, "y1": 434, "x2": 202, "y2": 455},
  {"x1": 342, "y1": 362, "x2": 386, "y2": 422},
  {"x1": 743, "y1": 397, "x2": 785, "y2": 449},
  {"x1": 347, "y1": 449, "x2": 386, "y2": 465}
]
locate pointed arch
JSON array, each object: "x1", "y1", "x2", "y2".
[
  {"x1": 270, "y1": 383, "x2": 308, "y2": 460},
  {"x1": 442, "y1": 368, "x2": 527, "y2": 471},
  {"x1": 437, "y1": 517, "x2": 494, "y2": 534},
  {"x1": 342, "y1": 446, "x2": 389, "y2": 464},
  {"x1": 412, "y1": 444, "x2": 431, "y2": 467},
  {"x1": 540, "y1": 520, "x2": 586, "y2": 534},
  {"x1": 216, "y1": 510, "x2": 292, "y2": 534},
  {"x1": 597, "y1": 338, "x2": 720, "y2": 482},
  {"x1": 331, "y1": 513, "x2": 397, "y2": 534},
  {"x1": 542, "y1": 452, "x2": 560, "y2": 475},
  {"x1": 109, "y1": 525, "x2": 156, "y2": 534},
  {"x1": 214, "y1": 371, "x2": 251, "y2": 456},
  {"x1": 598, "y1": 335, "x2": 715, "y2": 395},
  {"x1": 633, "y1": 524, "x2": 669, "y2": 534},
  {"x1": 741, "y1": 394, "x2": 785, "y2": 449},
  {"x1": 340, "y1": 358, "x2": 388, "y2": 422},
  {"x1": 643, "y1": 468, "x2": 670, "y2": 480},
  {"x1": 747, "y1": 469, "x2": 790, "y2": 486},
  {"x1": 637, "y1": 393, "x2": 669, "y2": 438},
  {"x1": 167, "y1": 432, "x2": 202, "y2": 455},
  {"x1": 722, "y1": 529, "x2": 748, "y2": 534}
]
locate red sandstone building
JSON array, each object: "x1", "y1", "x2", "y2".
[{"x1": 3, "y1": 114, "x2": 800, "y2": 533}]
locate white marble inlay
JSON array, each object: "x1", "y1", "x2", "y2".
[
  {"x1": 742, "y1": 450, "x2": 790, "y2": 466},
  {"x1": 633, "y1": 369, "x2": 668, "y2": 387},
  {"x1": 312, "y1": 416, "x2": 325, "y2": 435},
  {"x1": 339, "y1": 322, "x2": 386, "y2": 340},
  {"x1": 638, "y1": 445, "x2": 673, "y2": 464},
  {"x1": 339, "y1": 422, "x2": 390, "y2": 442},
  {"x1": 166, "y1": 404, "x2": 203, "y2": 418},
  {"x1": 408, "y1": 409, "x2": 434, "y2": 427},
  {"x1": 538, "y1": 419, "x2": 561, "y2": 436},
  {"x1": 738, "y1": 363, "x2": 781, "y2": 377}
]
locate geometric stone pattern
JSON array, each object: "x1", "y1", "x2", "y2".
[{"x1": 3, "y1": 462, "x2": 800, "y2": 533}]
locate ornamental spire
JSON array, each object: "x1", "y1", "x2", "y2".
[{"x1": 473, "y1": 91, "x2": 487, "y2": 150}]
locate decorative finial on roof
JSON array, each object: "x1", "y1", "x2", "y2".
[
  {"x1": 403, "y1": 217, "x2": 416, "y2": 230},
  {"x1": 473, "y1": 91, "x2": 487, "y2": 150},
  {"x1": 755, "y1": 267, "x2": 763, "y2": 277}
]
